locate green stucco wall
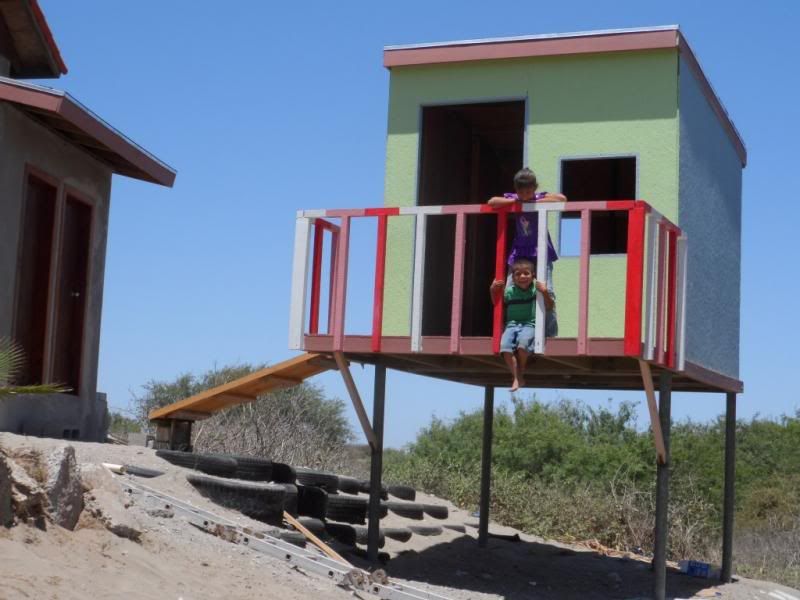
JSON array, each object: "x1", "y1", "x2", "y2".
[{"x1": 383, "y1": 50, "x2": 679, "y2": 338}]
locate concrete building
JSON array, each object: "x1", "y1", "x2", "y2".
[{"x1": 0, "y1": 0, "x2": 175, "y2": 441}]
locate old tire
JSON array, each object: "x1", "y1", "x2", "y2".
[
  {"x1": 443, "y1": 523, "x2": 466, "y2": 533},
  {"x1": 325, "y1": 522, "x2": 356, "y2": 546},
  {"x1": 278, "y1": 483, "x2": 299, "y2": 517},
  {"x1": 156, "y1": 450, "x2": 237, "y2": 477},
  {"x1": 297, "y1": 485, "x2": 328, "y2": 519},
  {"x1": 383, "y1": 527, "x2": 413, "y2": 543},
  {"x1": 227, "y1": 455, "x2": 273, "y2": 481},
  {"x1": 357, "y1": 480, "x2": 388, "y2": 499},
  {"x1": 336, "y1": 476, "x2": 361, "y2": 495},
  {"x1": 186, "y1": 473, "x2": 285, "y2": 524},
  {"x1": 295, "y1": 468, "x2": 339, "y2": 493},
  {"x1": 296, "y1": 517, "x2": 327, "y2": 537},
  {"x1": 271, "y1": 462, "x2": 296, "y2": 484},
  {"x1": 408, "y1": 524, "x2": 443, "y2": 537},
  {"x1": 384, "y1": 501, "x2": 424, "y2": 520},
  {"x1": 326, "y1": 495, "x2": 368, "y2": 524},
  {"x1": 352, "y1": 526, "x2": 385, "y2": 548},
  {"x1": 387, "y1": 484, "x2": 416, "y2": 501},
  {"x1": 279, "y1": 530, "x2": 307, "y2": 547},
  {"x1": 422, "y1": 503, "x2": 448, "y2": 520}
]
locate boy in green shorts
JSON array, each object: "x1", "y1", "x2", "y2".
[{"x1": 490, "y1": 258, "x2": 554, "y2": 391}]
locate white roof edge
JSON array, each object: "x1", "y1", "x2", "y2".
[{"x1": 384, "y1": 25, "x2": 679, "y2": 51}]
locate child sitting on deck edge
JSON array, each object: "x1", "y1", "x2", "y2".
[
  {"x1": 488, "y1": 167, "x2": 565, "y2": 337},
  {"x1": 490, "y1": 258, "x2": 554, "y2": 391}
]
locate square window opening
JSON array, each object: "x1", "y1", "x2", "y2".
[{"x1": 560, "y1": 157, "x2": 636, "y2": 255}]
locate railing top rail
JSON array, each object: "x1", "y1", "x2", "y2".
[{"x1": 297, "y1": 200, "x2": 682, "y2": 234}]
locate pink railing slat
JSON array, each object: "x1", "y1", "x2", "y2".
[
  {"x1": 577, "y1": 209, "x2": 592, "y2": 355},
  {"x1": 331, "y1": 216, "x2": 351, "y2": 352},
  {"x1": 371, "y1": 215, "x2": 389, "y2": 352},
  {"x1": 450, "y1": 212, "x2": 467, "y2": 354},
  {"x1": 655, "y1": 221, "x2": 667, "y2": 365},
  {"x1": 666, "y1": 229, "x2": 678, "y2": 369}
]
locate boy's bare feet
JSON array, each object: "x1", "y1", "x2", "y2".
[
  {"x1": 517, "y1": 374, "x2": 526, "y2": 388},
  {"x1": 510, "y1": 378, "x2": 520, "y2": 392}
]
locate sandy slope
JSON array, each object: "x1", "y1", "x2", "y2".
[{"x1": 1, "y1": 432, "x2": 798, "y2": 600}]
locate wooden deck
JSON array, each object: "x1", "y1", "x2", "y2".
[{"x1": 305, "y1": 335, "x2": 743, "y2": 393}]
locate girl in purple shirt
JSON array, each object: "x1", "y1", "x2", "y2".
[{"x1": 488, "y1": 168, "x2": 565, "y2": 339}]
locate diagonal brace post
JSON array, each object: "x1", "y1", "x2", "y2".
[
  {"x1": 333, "y1": 351, "x2": 378, "y2": 450},
  {"x1": 639, "y1": 359, "x2": 667, "y2": 464}
]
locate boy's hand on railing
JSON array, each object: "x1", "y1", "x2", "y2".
[
  {"x1": 490, "y1": 279, "x2": 505, "y2": 304},
  {"x1": 535, "y1": 280, "x2": 556, "y2": 309},
  {"x1": 537, "y1": 192, "x2": 567, "y2": 202}
]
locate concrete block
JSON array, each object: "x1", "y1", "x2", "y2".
[
  {"x1": 43, "y1": 445, "x2": 84, "y2": 530},
  {"x1": 82, "y1": 488, "x2": 142, "y2": 542}
]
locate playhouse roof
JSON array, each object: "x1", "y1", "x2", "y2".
[
  {"x1": 0, "y1": 0, "x2": 68, "y2": 78},
  {"x1": 0, "y1": 76, "x2": 176, "y2": 186},
  {"x1": 384, "y1": 26, "x2": 746, "y2": 167}
]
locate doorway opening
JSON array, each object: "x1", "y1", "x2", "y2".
[
  {"x1": 13, "y1": 173, "x2": 57, "y2": 386},
  {"x1": 51, "y1": 194, "x2": 92, "y2": 395},
  {"x1": 417, "y1": 101, "x2": 525, "y2": 336}
]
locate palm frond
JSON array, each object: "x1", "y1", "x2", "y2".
[
  {"x1": 0, "y1": 337, "x2": 25, "y2": 386},
  {"x1": 0, "y1": 383, "x2": 71, "y2": 396}
]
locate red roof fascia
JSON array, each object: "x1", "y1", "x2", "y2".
[{"x1": 29, "y1": 0, "x2": 68, "y2": 75}]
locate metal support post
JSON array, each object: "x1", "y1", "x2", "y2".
[
  {"x1": 653, "y1": 372, "x2": 672, "y2": 600},
  {"x1": 367, "y1": 365, "x2": 387, "y2": 564},
  {"x1": 478, "y1": 385, "x2": 494, "y2": 548},
  {"x1": 721, "y1": 392, "x2": 736, "y2": 582}
]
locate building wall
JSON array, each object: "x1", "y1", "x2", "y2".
[
  {"x1": 678, "y1": 57, "x2": 742, "y2": 378},
  {"x1": 382, "y1": 50, "x2": 679, "y2": 337},
  {"x1": 0, "y1": 103, "x2": 112, "y2": 441}
]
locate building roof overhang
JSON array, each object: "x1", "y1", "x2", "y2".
[
  {"x1": 384, "y1": 26, "x2": 746, "y2": 167},
  {"x1": 0, "y1": 0, "x2": 67, "y2": 78},
  {"x1": 0, "y1": 76, "x2": 176, "y2": 187}
]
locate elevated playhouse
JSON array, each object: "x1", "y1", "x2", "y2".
[{"x1": 151, "y1": 26, "x2": 744, "y2": 599}]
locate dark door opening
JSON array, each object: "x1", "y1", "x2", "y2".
[
  {"x1": 561, "y1": 157, "x2": 636, "y2": 254},
  {"x1": 13, "y1": 174, "x2": 57, "y2": 386},
  {"x1": 417, "y1": 101, "x2": 525, "y2": 336},
  {"x1": 51, "y1": 195, "x2": 92, "y2": 395}
]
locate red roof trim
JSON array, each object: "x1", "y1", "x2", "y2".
[
  {"x1": 383, "y1": 29, "x2": 678, "y2": 68},
  {"x1": 0, "y1": 78, "x2": 175, "y2": 187},
  {"x1": 29, "y1": 0, "x2": 68, "y2": 75}
]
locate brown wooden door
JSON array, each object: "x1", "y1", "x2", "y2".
[
  {"x1": 51, "y1": 195, "x2": 92, "y2": 394},
  {"x1": 13, "y1": 175, "x2": 57, "y2": 385}
]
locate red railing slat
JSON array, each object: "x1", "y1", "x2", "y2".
[
  {"x1": 655, "y1": 221, "x2": 667, "y2": 365},
  {"x1": 309, "y1": 220, "x2": 324, "y2": 335},
  {"x1": 624, "y1": 202, "x2": 648, "y2": 357},
  {"x1": 492, "y1": 210, "x2": 508, "y2": 354}
]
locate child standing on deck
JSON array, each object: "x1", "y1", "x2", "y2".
[
  {"x1": 490, "y1": 258, "x2": 554, "y2": 391},
  {"x1": 488, "y1": 168, "x2": 566, "y2": 337}
]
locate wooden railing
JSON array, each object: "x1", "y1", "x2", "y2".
[{"x1": 289, "y1": 200, "x2": 687, "y2": 369}]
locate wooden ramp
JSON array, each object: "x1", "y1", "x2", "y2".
[{"x1": 148, "y1": 353, "x2": 334, "y2": 422}]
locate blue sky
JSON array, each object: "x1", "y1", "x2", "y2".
[{"x1": 38, "y1": 1, "x2": 800, "y2": 447}]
